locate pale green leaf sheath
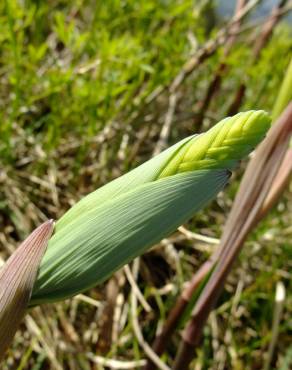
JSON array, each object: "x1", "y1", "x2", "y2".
[{"x1": 31, "y1": 111, "x2": 270, "y2": 305}]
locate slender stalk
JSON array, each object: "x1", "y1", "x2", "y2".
[
  {"x1": 146, "y1": 58, "x2": 292, "y2": 369},
  {"x1": 227, "y1": 84, "x2": 246, "y2": 116},
  {"x1": 96, "y1": 273, "x2": 121, "y2": 354},
  {"x1": 226, "y1": 0, "x2": 289, "y2": 115},
  {"x1": 171, "y1": 0, "x2": 260, "y2": 92},
  {"x1": 195, "y1": 0, "x2": 247, "y2": 131},
  {"x1": 170, "y1": 58, "x2": 292, "y2": 368},
  {"x1": 143, "y1": 258, "x2": 214, "y2": 370},
  {"x1": 257, "y1": 148, "x2": 292, "y2": 221},
  {"x1": 154, "y1": 0, "x2": 260, "y2": 154},
  {"x1": 258, "y1": 56, "x2": 292, "y2": 219},
  {"x1": 172, "y1": 104, "x2": 292, "y2": 370},
  {"x1": 252, "y1": 0, "x2": 289, "y2": 59}
]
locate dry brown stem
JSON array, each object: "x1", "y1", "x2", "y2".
[
  {"x1": 226, "y1": 0, "x2": 289, "y2": 115},
  {"x1": 172, "y1": 103, "x2": 292, "y2": 370}
]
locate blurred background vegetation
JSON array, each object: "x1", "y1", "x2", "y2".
[{"x1": 0, "y1": 0, "x2": 291, "y2": 369}]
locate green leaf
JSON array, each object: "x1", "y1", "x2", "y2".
[
  {"x1": 57, "y1": 111, "x2": 270, "y2": 231},
  {"x1": 55, "y1": 135, "x2": 194, "y2": 230},
  {"x1": 31, "y1": 170, "x2": 229, "y2": 305},
  {"x1": 30, "y1": 110, "x2": 271, "y2": 305},
  {"x1": 159, "y1": 110, "x2": 270, "y2": 177},
  {"x1": 272, "y1": 57, "x2": 292, "y2": 121}
]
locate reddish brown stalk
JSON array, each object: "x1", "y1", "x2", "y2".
[
  {"x1": 172, "y1": 104, "x2": 292, "y2": 370},
  {"x1": 146, "y1": 119, "x2": 292, "y2": 370},
  {"x1": 257, "y1": 148, "x2": 292, "y2": 221},
  {"x1": 196, "y1": 0, "x2": 247, "y2": 131},
  {"x1": 226, "y1": 0, "x2": 288, "y2": 115},
  {"x1": 252, "y1": 0, "x2": 289, "y2": 59},
  {"x1": 96, "y1": 272, "x2": 123, "y2": 355},
  {"x1": 145, "y1": 2, "x2": 250, "y2": 354},
  {"x1": 224, "y1": 0, "x2": 249, "y2": 54},
  {"x1": 153, "y1": 1, "x2": 260, "y2": 154},
  {"x1": 227, "y1": 84, "x2": 246, "y2": 116},
  {"x1": 145, "y1": 4, "x2": 290, "y2": 368},
  {"x1": 0, "y1": 220, "x2": 54, "y2": 361},
  {"x1": 170, "y1": 0, "x2": 258, "y2": 93},
  {"x1": 142, "y1": 1, "x2": 259, "y2": 115},
  {"x1": 144, "y1": 258, "x2": 214, "y2": 370}
]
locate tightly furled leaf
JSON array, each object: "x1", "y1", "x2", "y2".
[
  {"x1": 30, "y1": 111, "x2": 271, "y2": 305},
  {"x1": 55, "y1": 110, "x2": 270, "y2": 231},
  {"x1": 32, "y1": 170, "x2": 229, "y2": 304}
]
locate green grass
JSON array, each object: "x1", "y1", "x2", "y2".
[{"x1": 0, "y1": 0, "x2": 291, "y2": 369}]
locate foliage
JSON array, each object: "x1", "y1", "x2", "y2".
[
  {"x1": 0, "y1": 0, "x2": 291, "y2": 369},
  {"x1": 31, "y1": 111, "x2": 269, "y2": 305}
]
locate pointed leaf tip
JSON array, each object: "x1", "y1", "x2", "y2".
[
  {"x1": 158, "y1": 110, "x2": 271, "y2": 177},
  {"x1": 0, "y1": 220, "x2": 54, "y2": 361}
]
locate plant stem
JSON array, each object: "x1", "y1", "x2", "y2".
[
  {"x1": 195, "y1": 0, "x2": 247, "y2": 131},
  {"x1": 226, "y1": 0, "x2": 288, "y2": 115},
  {"x1": 172, "y1": 104, "x2": 292, "y2": 370}
]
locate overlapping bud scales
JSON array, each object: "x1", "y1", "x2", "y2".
[
  {"x1": 158, "y1": 111, "x2": 271, "y2": 178},
  {"x1": 30, "y1": 110, "x2": 271, "y2": 305},
  {"x1": 56, "y1": 111, "x2": 270, "y2": 231}
]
